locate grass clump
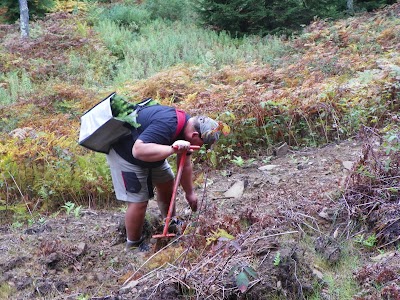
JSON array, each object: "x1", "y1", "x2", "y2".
[
  {"x1": 302, "y1": 237, "x2": 362, "y2": 299},
  {"x1": 96, "y1": 3, "x2": 150, "y2": 29},
  {"x1": 0, "y1": 70, "x2": 33, "y2": 106}
]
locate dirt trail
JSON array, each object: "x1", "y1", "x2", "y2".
[{"x1": 0, "y1": 139, "x2": 369, "y2": 299}]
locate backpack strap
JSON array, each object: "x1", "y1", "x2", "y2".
[
  {"x1": 173, "y1": 109, "x2": 186, "y2": 140},
  {"x1": 132, "y1": 97, "x2": 155, "y2": 115}
]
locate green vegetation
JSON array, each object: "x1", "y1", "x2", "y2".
[
  {"x1": 62, "y1": 201, "x2": 82, "y2": 218},
  {"x1": 0, "y1": 282, "x2": 13, "y2": 299},
  {"x1": 0, "y1": 71, "x2": 33, "y2": 106},
  {"x1": 229, "y1": 264, "x2": 258, "y2": 293},
  {"x1": 302, "y1": 237, "x2": 362, "y2": 300},
  {"x1": 0, "y1": 10, "x2": 399, "y2": 294},
  {"x1": 0, "y1": 0, "x2": 398, "y2": 214},
  {"x1": 198, "y1": 0, "x2": 398, "y2": 37},
  {"x1": 321, "y1": 249, "x2": 361, "y2": 300},
  {"x1": 273, "y1": 251, "x2": 281, "y2": 266},
  {"x1": 355, "y1": 234, "x2": 378, "y2": 248},
  {"x1": 0, "y1": 0, "x2": 55, "y2": 22}
]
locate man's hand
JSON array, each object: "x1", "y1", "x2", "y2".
[
  {"x1": 185, "y1": 191, "x2": 198, "y2": 212},
  {"x1": 172, "y1": 140, "x2": 191, "y2": 153}
]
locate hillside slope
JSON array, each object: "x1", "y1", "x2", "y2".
[
  {"x1": 0, "y1": 2, "x2": 399, "y2": 299},
  {"x1": 0, "y1": 139, "x2": 365, "y2": 299}
]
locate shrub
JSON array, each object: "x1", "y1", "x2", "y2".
[
  {"x1": 0, "y1": 71, "x2": 33, "y2": 106},
  {"x1": 0, "y1": 134, "x2": 114, "y2": 211},
  {"x1": 143, "y1": 0, "x2": 196, "y2": 23},
  {"x1": 98, "y1": 3, "x2": 150, "y2": 29},
  {"x1": 95, "y1": 19, "x2": 135, "y2": 59}
]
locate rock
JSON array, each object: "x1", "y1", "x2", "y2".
[
  {"x1": 297, "y1": 164, "x2": 309, "y2": 170},
  {"x1": 34, "y1": 280, "x2": 53, "y2": 296},
  {"x1": 276, "y1": 280, "x2": 282, "y2": 290},
  {"x1": 318, "y1": 207, "x2": 336, "y2": 221},
  {"x1": 314, "y1": 236, "x2": 341, "y2": 264},
  {"x1": 9, "y1": 127, "x2": 37, "y2": 139},
  {"x1": 258, "y1": 164, "x2": 279, "y2": 171},
  {"x1": 16, "y1": 276, "x2": 33, "y2": 290},
  {"x1": 0, "y1": 256, "x2": 29, "y2": 272},
  {"x1": 342, "y1": 161, "x2": 354, "y2": 170},
  {"x1": 266, "y1": 175, "x2": 281, "y2": 185},
  {"x1": 253, "y1": 180, "x2": 263, "y2": 187},
  {"x1": 120, "y1": 280, "x2": 139, "y2": 292},
  {"x1": 24, "y1": 224, "x2": 52, "y2": 235},
  {"x1": 312, "y1": 268, "x2": 324, "y2": 280},
  {"x1": 44, "y1": 252, "x2": 60, "y2": 267},
  {"x1": 72, "y1": 242, "x2": 86, "y2": 257},
  {"x1": 274, "y1": 142, "x2": 289, "y2": 157},
  {"x1": 223, "y1": 180, "x2": 245, "y2": 198},
  {"x1": 370, "y1": 251, "x2": 396, "y2": 262}
]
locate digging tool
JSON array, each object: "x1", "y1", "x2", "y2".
[{"x1": 153, "y1": 145, "x2": 200, "y2": 239}]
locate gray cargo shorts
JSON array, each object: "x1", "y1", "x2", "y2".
[{"x1": 106, "y1": 149, "x2": 174, "y2": 203}]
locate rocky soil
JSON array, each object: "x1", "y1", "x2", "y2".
[{"x1": 1, "y1": 137, "x2": 399, "y2": 299}]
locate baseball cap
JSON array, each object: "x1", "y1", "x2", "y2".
[{"x1": 197, "y1": 116, "x2": 220, "y2": 149}]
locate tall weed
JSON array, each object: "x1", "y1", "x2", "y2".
[
  {"x1": 95, "y1": 19, "x2": 136, "y2": 59},
  {"x1": 0, "y1": 71, "x2": 33, "y2": 106}
]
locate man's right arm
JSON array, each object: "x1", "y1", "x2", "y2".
[
  {"x1": 132, "y1": 139, "x2": 191, "y2": 162},
  {"x1": 132, "y1": 139, "x2": 174, "y2": 162}
]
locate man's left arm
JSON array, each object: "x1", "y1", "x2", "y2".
[{"x1": 178, "y1": 154, "x2": 198, "y2": 212}]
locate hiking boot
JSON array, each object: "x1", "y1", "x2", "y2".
[
  {"x1": 125, "y1": 236, "x2": 150, "y2": 252},
  {"x1": 168, "y1": 217, "x2": 185, "y2": 235}
]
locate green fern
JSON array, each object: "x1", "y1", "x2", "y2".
[{"x1": 273, "y1": 251, "x2": 281, "y2": 266}]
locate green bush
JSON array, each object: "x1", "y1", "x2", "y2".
[
  {"x1": 98, "y1": 3, "x2": 151, "y2": 29},
  {"x1": 143, "y1": 0, "x2": 196, "y2": 22},
  {"x1": 195, "y1": 0, "x2": 393, "y2": 36},
  {"x1": 63, "y1": 45, "x2": 118, "y2": 87},
  {"x1": 0, "y1": 71, "x2": 33, "y2": 106}
]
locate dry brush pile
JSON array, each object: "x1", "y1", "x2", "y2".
[
  {"x1": 118, "y1": 203, "x2": 315, "y2": 300},
  {"x1": 339, "y1": 127, "x2": 400, "y2": 248}
]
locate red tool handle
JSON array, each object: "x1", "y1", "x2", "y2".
[
  {"x1": 153, "y1": 145, "x2": 200, "y2": 238},
  {"x1": 172, "y1": 145, "x2": 201, "y2": 150}
]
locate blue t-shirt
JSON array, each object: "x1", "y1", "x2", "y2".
[{"x1": 112, "y1": 105, "x2": 189, "y2": 167}]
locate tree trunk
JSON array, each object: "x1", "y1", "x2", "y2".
[
  {"x1": 347, "y1": 0, "x2": 355, "y2": 15},
  {"x1": 19, "y1": 0, "x2": 29, "y2": 38}
]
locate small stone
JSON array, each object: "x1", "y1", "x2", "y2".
[
  {"x1": 312, "y1": 268, "x2": 324, "y2": 280},
  {"x1": 120, "y1": 280, "x2": 139, "y2": 292},
  {"x1": 274, "y1": 142, "x2": 289, "y2": 157},
  {"x1": 72, "y1": 242, "x2": 86, "y2": 257},
  {"x1": 370, "y1": 251, "x2": 395, "y2": 262},
  {"x1": 223, "y1": 181, "x2": 245, "y2": 198},
  {"x1": 318, "y1": 207, "x2": 335, "y2": 221},
  {"x1": 342, "y1": 161, "x2": 354, "y2": 170},
  {"x1": 258, "y1": 164, "x2": 279, "y2": 171}
]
